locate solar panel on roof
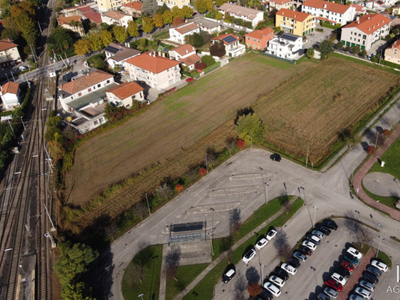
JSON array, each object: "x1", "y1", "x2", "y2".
[
  {"x1": 104, "y1": 46, "x2": 119, "y2": 54},
  {"x1": 222, "y1": 36, "x2": 236, "y2": 44},
  {"x1": 280, "y1": 33, "x2": 299, "y2": 42}
]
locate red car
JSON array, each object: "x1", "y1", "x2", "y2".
[
  {"x1": 324, "y1": 278, "x2": 343, "y2": 292},
  {"x1": 341, "y1": 260, "x2": 355, "y2": 272},
  {"x1": 186, "y1": 77, "x2": 194, "y2": 82}
]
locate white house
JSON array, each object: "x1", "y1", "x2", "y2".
[
  {"x1": 169, "y1": 44, "x2": 201, "y2": 70},
  {"x1": 218, "y1": 3, "x2": 264, "y2": 28},
  {"x1": 104, "y1": 43, "x2": 141, "y2": 70},
  {"x1": 341, "y1": 14, "x2": 391, "y2": 50},
  {"x1": 267, "y1": 33, "x2": 303, "y2": 60},
  {"x1": 301, "y1": 0, "x2": 356, "y2": 25},
  {"x1": 125, "y1": 52, "x2": 181, "y2": 91},
  {"x1": 0, "y1": 82, "x2": 21, "y2": 110},
  {"x1": 169, "y1": 22, "x2": 200, "y2": 45},
  {"x1": 211, "y1": 34, "x2": 246, "y2": 57},
  {"x1": 106, "y1": 81, "x2": 144, "y2": 108},
  {"x1": 268, "y1": 0, "x2": 293, "y2": 12},
  {"x1": 194, "y1": 18, "x2": 222, "y2": 34},
  {"x1": 101, "y1": 10, "x2": 132, "y2": 28},
  {"x1": 0, "y1": 39, "x2": 21, "y2": 70}
]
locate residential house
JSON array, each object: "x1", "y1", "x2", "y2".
[
  {"x1": 101, "y1": 10, "x2": 132, "y2": 28},
  {"x1": 97, "y1": 0, "x2": 131, "y2": 11},
  {"x1": 194, "y1": 18, "x2": 222, "y2": 34},
  {"x1": 211, "y1": 34, "x2": 246, "y2": 57},
  {"x1": 169, "y1": 44, "x2": 201, "y2": 70},
  {"x1": 381, "y1": 12, "x2": 400, "y2": 26},
  {"x1": 275, "y1": 8, "x2": 316, "y2": 36},
  {"x1": 104, "y1": 43, "x2": 141, "y2": 70},
  {"x1": 341, "y1": 14, "x2": 391, "y2": 50},
  {"x1": 157, "y1": 0, "x2": 190, "y2": 9},
  {"x1": 0, "y1": 39, "x2": 21, "y2": 69},
  {"x1": 121, "y1": 1, "x2": 142, "y2": 17},
  {"x1": 245, "y1": 27, "x2": 274, "y2": 50},
  {"x1": 169, "y1": 22, "x2": 200, "y2": 44},
  {"x1": 384, "y1": 38, "x2": 400, "y2": 64},
  {"x1": 106, "y1": 81, "x2": 144, "y2": 108},
  {"x1": 301, "y1": 0, "x2": 356, "y2": 25},
  {"x1": 350, "y1": 4, "x2": 367, "y2": 17},
  {"x1": 219, "y1": 3, "x2": 264, "y2": 28},
  {"x1": 392, "y1": 4, "x2": 400, "y2": 15},
  {"x1": 364, "y1": 0, "x2": 386, "y2": 12},
  {"x1": 57, "y1": 15, "x2": 85, "y2": 36},
  {"x1": 0, "y1": 82, "x2": 21, "y2": 110},
  {"x1": 266, "y1": 33, "x2": 303, "y2": 59},
  {"x1": 125, "y1": 52, "x2": 181, "y2": 91},
  {"x1": 60, "y1": 4, "x2": 90, "y2": 16},
  {"x1": 268, "y1": 0, "x2": 293, "y2": 12}
]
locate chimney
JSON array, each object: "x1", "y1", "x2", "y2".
[
  {"x1": 158, "y1": 51, "x2": 161, "y2": 56},
  {"x1": 186, "y1": 49, "x2": 188, "y2": 53},
  {"x1": 356, "y1": 16, "x2": 360, "y2": 21},
  {"x1": 324, "y1": 3, "x2": 327, "y2": 8}
]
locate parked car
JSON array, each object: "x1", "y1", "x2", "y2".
[
  {"x1": 323, "y1": 219, "x2": 338, "y2": 230},
  {"x1": 371, "y1": 259, "x2": 388, "y2": 272},
  {"x1": 344, "y1": 253, "x2": 359, "y2": 265},
  {"x1": 354, "y1": 287, "x2": 372, "y2": 299},
  {"x1": 336, "y1": 266, "x2": 351, "y2": 278},
  {"x1": 366, "y1": 265, "x2": 382, "y2": 277},
  {"x1": 316, "y1": 224, "x2": 331, "y2": 235},
  {"x1": 222, "y1": 267, "x2": 236, "y2": 283},
  {"x1": 302, "y1": 240, "x2": 317, "y2": 251},
  {"x1": 186, "y1": 77, "x2": 194, "y2": 82},
  {"x1": 269, "y1": 275, "x2": 285, "y2": 287},
  {"x1": 298, "y1": 245, "x2": 312, "y2": 256},
  {"x1": 340, "y1": 260, "x2": 355, "y2": 272},
  {"x1": 293, "y1": 251, "x2": 307, "y2": 262},
  {"x1": 258, "y1": 289, "x2": 273, "y2": 300},
  {"x1": 270, "y1": 153, "x2": 281, "y2": 162},
  {"x1": 255, "y1": 237, "x2": 268, "y2": 250},
  {"x1": 331, "y1": 272, "x2": 347, "y2": 285},
  {"x1": 316, "y1": 292, "x2": 330, "y2": 300},
  {"x1": 349, "y1": 293, "x2": 365, "y2": 300},
  {"x1": 323, "y1": 287, "x2": 339, "y2": 299},
  {"x1": 288, "y1": 257, "x2": 300, "y2": 268},
  {"x1": 266, "y1": 227, "x2": 277, "y2": 240},
  {"x1": 347, "y1": 246, "x2": 362, "y2": 259},
  {"x1": 311, "y1": 229, "x2": 324, "y2": 239},
  {"x1": 263, "y1": 281, "x2": 281, "y2": 297},
  {"x1": 359, "y1": 279, "x2": 375, "y2": 292},
  {"x1": 324, "y1": 278, "x2": 343, "y2": 292},
  {"x1": 242, "y1": 248, "x2": 256, "y2": 264},
  {"x1": 363, "y1": 271, "x2": 379, "y2": 284},
  {"x1": 281, "y1": 263, "x2": 297, "y2": 275},
  {"x1": 274, "y1": 267, "x2": 289, "y2": 281},
  {"x1": 306, "y1": 234, "x2": 321, "y2": 245},
  {"x1": 19, "y1": 66, "x2": 28, "y2": 72}
]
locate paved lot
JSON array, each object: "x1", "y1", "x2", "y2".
[
  {"x1": 363, "y1": 172, "x2": 400, "y2": 197},
  {"x1": 303, "y1": 26, "x2": 335, "y2": 50}
]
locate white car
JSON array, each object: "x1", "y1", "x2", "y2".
[
  {"x1": 331, "y1": 272, "x2": 347, "y2": 286},
  {"x1": 311, "y1": 230, "x2": 324, "y2": 238},
  {"x1": 269, "y1": 275, "x2": 285, "y2": 287},
  {"x1": 266, "y1": 228, "x2": 277, "y2": 240},
  {"x1": 18, "y1": 66, "x2": 28, "y2": 72},
  {"x1": 263, "y1": 281, "x2": 281, "y2": 297},
  {"x1": 371, "y1": 259, "x2": 388, "y2": 272},
  {"x1": 306, "y1": 234, "x2": 321, "y2": 245},
  {"x1": 255, "y1": 237, "x2": 268, "y2": 250},
  {"x1": 242, "y1": 248, "x2": 256, "y2": 264},
  {"x1": 302, "y1": 240, "x2": 317, "y2": 251},
  {"x1": 354, "y1": 287, "x2": 372, "y2": 299},
  {"x1": 281, "y1": 263, "x2": 297, "y2": 275},
  {"x1": 347, "y1": 246, "x2": 362, "y2": 259}
]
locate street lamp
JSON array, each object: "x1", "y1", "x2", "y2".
[
  {"x1": 312, "y1": 206, "x2": 318, "y2": 228},
  {"x1": 376, "y1": 235, "x2": 384, "y2": 258},
  {"x1": 138, "y1": 294, "x2": 144, "y2": 300},
  {"x1": 299, "y1": 187, "x2": 313, "y2": 228},
  {"x1": 260, "y1": 263, "x2": 266, "y2": 285},
  {"x1": 210, "y1": 208, "x2": 215, "y2": 256}
]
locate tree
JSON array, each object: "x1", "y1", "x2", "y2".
[
  {"x1": 100, "y1": 29, "x2": 114, "y2": 45},
  {"x1": 216, "y1": 0, "x2": 228, "y2": 6},
  {"x1": 247, "y1": 283, "x2": 262, "y2": 297},
  {"x1": 142, "y1": 0, "x2": 158, "y2": 17},
  {"x1": 382, "y1": 129, "x2": 392, "y2": 137},
  {"x1": 361, "y1": 49, "x2": 367, "y2": 58},
  {"x1": 236, "y1": 139, "x2": 245, "y2": 149},
  {"x1": 201, "y1": 55, "x2": 215, "y2": 67},
  {"x1": 173, "y1": 17, "x2": 184, "y2": 27},
  {"x1": 196, "y1": 0, "x2": 208, "y2": 13},
  {"x1": 127, "y1": 21, "x2": 139, "y2": 38},
  {"x1": 273, "y1": 229, "x2": 291, "y2": 261},
  {"x1": 45, "y1": 116, "x2": 62, "y2": 141},
  {"x1": 199, "y1": 167, "x2": 207, "y2": 176},
  {"x1": 205, "y1": 0, "x2": 213, "y2": 12},
  {"x1": 133, "y1": 245, "x2": 154, "y2": 282},
  {"x1": 165, "y1": 247, "x2": 181, "y2": 279},
  {"x1": 181, "y1": 5, "x2": 194, "y2": 19},
  {"x1": 47, "y1": 27, "x2": 74, "y2": 53},
  {"x1": 352, "y1": 45, "x2": 360, "y2": 55},
  {"x1": 157, "y1": 3, "x2": 170, "y2": 14},
  {"x1": 306, "y1": 47, "x2": 314, "y2": 59},
  {"x1": 88, "y1": 33, "x2": 103, "y2": 51},
  {"x1": 155, "y1": 183, "x2": 173, "y2": 202},
  {"x1": 235, "y1": 113, "x2": 266, "y2": 145},
  {"x1": 142, "y1": 17, "x2": 155, "y2": 33},
  {"x1": 367, "y1": 145, "x2": 376, "y2": 155},
  {"x1": 345, "y1": 46, "x2": 351, "y2": 52},
  {"x1": 175, "y1": 184, "x2": 183, "y2": 192},
  {"x1": 229, "y1": 208, "x2": 241, "y2": 234},
  {"x1": 163, "y1": 10, "x2": 174, "y2": 26},
  {"x1": 336, "y1": 41, "x2": 343, "y2": 50},
  {"x1": 48, "y1": 140, "x2": 65, "y2": 161},
  {"x1": 172, "y1": 6, "x2": 184, "y2": 19},
  {"x1": 10, "y1": 3, "x2": 37, "y2": 46},
  {"x1": 61, "y1": 282, "x2": 95, "y2": 300},
  {"x1": 318, "y1": 39, "x2": 334, "y2": 59},
  {"x1": 153, "y1": 13, "x2": 164, "y2": 28},
  {"x1": 338, "y1": 127, "x2": 356, "y2": 147},
  {"x1": 113, "y1": 26, "x2": 128, "y2": 43},
  {"x1": 210, "y1": 40, "x2": 226, "y2": 58}
]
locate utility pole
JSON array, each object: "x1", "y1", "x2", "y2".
[
  {"x1": 299, "y1": 187, "x2": 313, "y2": 228},
  {"x1": 44, "y1": 204, "x2": 56, "y2": 232},
  {"x1": 306, "y1": 146, "x2": 309, "y2": 168},
  {"x1": 10, "y1": 71, "x2": 15, "y2": 81},
  {"x1": 376, "y1": 235, "x2": 384, "y2": 258},
  {"x1": 38, "y1": 21, "x2": 43, "y2": 35},
  {"x1": 312, "y1": 206, "x2": 318, "y2": 228},
  {"x1": 145, "y1": 193, "x2": 151, "y2": 215},
  {"x1": 259, "y1": 167, "x2": 268, "y2": 204},
  {"x1": 7, "y1": 119, "x2": 14, "y2": 134},
  {"x1": 205, "y1": 153, "x2": 208, "y2": 174},
  {"x1": 210, "y1": 208, "x2": 215, "y2": 256}
]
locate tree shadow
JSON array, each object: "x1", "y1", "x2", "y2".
[
  {"x1": 361, "y1": 141, "x2": 369, "y2": 152},
  {"x1": 245, "y1": 266, "x2": 260, "y2": 284}
]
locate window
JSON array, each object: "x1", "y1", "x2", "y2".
[
  {"x1": 107, "y1": 80, "x2": 110, "y2": 83},
  {"x1": 97, "y1": 84, "x2": 101, "y2": 88}
]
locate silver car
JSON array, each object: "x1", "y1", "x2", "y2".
[
  {"x1": 293, "y1": 251, "x2": 307, "y2": 262},
  {"x1": 323, "y1": 287, "x2": 339, "y2": 299},
  {"x1": 359, "y1": 279, "x2": 375, "y2": 292}
]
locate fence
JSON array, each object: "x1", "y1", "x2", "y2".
[
  {"x1": 203, "y1": 61, "x2": 221, "y2": 74},
  {"x1": 261, "y1": 52, "x2": 296, "y2": 64}
]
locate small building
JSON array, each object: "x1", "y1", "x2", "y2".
[
  {"x1": 104, "y1": 43, "x2": 141, "y2": 70},
  {"x1": 157, "y1": 0, "x2": 190, "y2": 9},
  {"x1": 169, "y1": 44, "x2": 201, "y2": 70},
  {"x1": 385, "y1": 38, "x2": 400, "y2": 64},
  {"x1": 268, "y1": 0, "x2": 293, "y2": 12},
  {"x1": 392, "y1": 4, "x2": 400, "y2": 15},
  {"x1": 266, "y1": 33, "x2": 303, "y2": 60},
  {"x1": 101, "y1": 10, "x2": 133, "y2": 28},
  {"x1": 97, "y1": 0, "x2": 131, "y2": 12},
  {"x1": 218, "y1": 3, "x2": 264, "y2": 28},
  {"x1": 0, "y1": 82, "x2": 21, "y2": 110},
  {"x1": 301, "y1": 0, "x2": 356, "y2": 26},
  {"x1": 275, "y1": 8, "x2": 315, "y2": 36},
  {"x1": 57, "y1": 15, "x2": 85, "y2": 36},
  {"x1": 169, "y1": 22, "x2": 200, "y2": 45},
  {"x1": 0, "y1": 39, "x2": 21, "y2": 70},
  {"x1": 350, "y1": 4, "x2": 367, "y2": 16},
  {"x1": 194, "y1": 18, "x2": 222, "y2": 34},
  {"x1": 121, "y1": 1, "x2": 142, "y2": 17},
  {"x1": 211, "y1": 34, "x2": 246, "y2": 57},
  {"x1": 106, "y1": 81, "x2": 145, "y2": 108},
  {"x1": 245, "y1": 27, "x2": 274, "y2": 50}
]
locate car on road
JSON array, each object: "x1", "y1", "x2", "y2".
[
  {"x1": 349, "y1": 293, "x2": 365, "y2": 300},
  {"x1": 354, "y1": 287, "x2": 372, "y2": 299},
  {"x1": 306, "y1": 234, "x2": 321, "y2": 245},
  {"x1": 366, "y1": 265, "x2": 381, "y2": 277},
  {"x1": 242, "y1": 248, "x2": 256, "y2": 264},
  {"x1": 371, "y1": 259, "x2": 388, "y2": 272},
  {"x1": 270, "y1": 153, "x2": 281, "y2": 162},
  {"x1": 331, "y1": 272, "x2": 347, "y2": 285},
  {"x1": 344, "y1": 253, "x2": 359, "y2": 265},
  {"x1": 317, "y1": 292, "x2": 330, "y2": 300},
  {"x1": 298, "y1": 245, "x2": 312, "y2": 256},
  {"x1": 273, "y1": 267, "x2": 289, "y2": 281},
  {"x1": 359, "y1": 279, "x2": 375, "y2": 292},
  {"x1": 186, "y1": 77, "x2": 194, "y2": 82},
  {"x1": 281, "y1": 263, "x2": 297, "y2": 275},
  {"x1": 323, "y1": 287, "x2": 339, "y2": 299},
  {"x1": 340, "y1": 260, "x2": 355, "y2": 272},
  {"x1": 263, "y1": 281, "x2": 281, "y2": 297},
  {"x1": 302, "y1": 240, "x2": 317, "y2": 251},
  {"x1": 336, "y1": 266, "x2": 351, "y2": 278},
  {"x1": 269, "y1": 275, "x2": 285, "y2": 287},
  {"x1": 288, "y1": 257, "x2": 300, "y2": 268},
  {"x1": 363, "y1": 271, "x2": 379, "y2": 284},
  {"x1": 324, "y1": 278, "x2": 343, "y2": 292},
  {"x1": 347, "y1": 246, "x2": 362, "y2": 259},
  {"x1": 255, "y1": 237, "x2": 268, "y2": 250},
  {"x1": 293, "y1": 251, "x2": 307, "y2": 262},
  {"x1": 311, "y1": 229, "x2": 324, "y2": 239},
  {"x1": 266, "y1": 227, "x2": 277, "y2": 240},
  {"x1": 316, "y1": 224, "x2": 331, "y2": 235},
  {"x1": 222, "y1": 267, "x2": 236, "y2": 283},
  {"x1": 323, "y1": 219, "x2": 338, "y2": 230}
]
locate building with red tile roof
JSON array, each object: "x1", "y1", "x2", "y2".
[
  {"x1": 211, "y1": 34, "x2": 246, "y2": 57},
  {"x1": 268, "y1": 0, "x2": 293, "y2": 12},
  {"x1": 0, "y1": 82, "x2": 21, "y2": 110},
  {"x1": 106, "y1": 81, "x2": 144, "y2": 107},
  {"x1": 302, "y1": 0, "x2": 356, "y2": 25},
  {"x1": 384, "y1": 38, "x2": 400, "y2": 65},
  {"x1": 275, "y1": 9, "x2": 316, "y2": 36},
  {"x1": 169, "y1": 44, "x2": 200, "y2": 70},
  {"x1": 0, "y1": 39, "x2": 21, "y2": 69},
  {"x1": 57, "y1": 15, "x2": 84, "y2": 36},
  {"x1": 122, "y1": 1, "x2": 142, "y2": 16},
  {"x1": 245, "y1": 27, "x2": 274, "y2": 50},
  {"x1": 219, "y1": 3, "x2": 264, "y2": 28},
  {"x1": 341, "y1": 14, "x2": 391, "y2": 50},
  {"x1": 101, "y1": 10, "x2": 132, "y2": 28},
  {"x1": 169, "y1": 22, "x2": 200, "y2": 44}
]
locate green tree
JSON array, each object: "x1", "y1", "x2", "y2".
[
  {"x1": 142, "y1": 0, "x2": 158, "y2": 17},
  {"x1": 318, "y1": 39, "x2": 334, "y2": 60},
  {"x1": 11, "y1": 4, "x2": 37, "y2": 46},
  {"x1": 163, "y1": 10, "x2": 174, "y2": 25},
  {"x1": 196, "y1": 0, "x2": 208, "y2": 13},
  {"x1": 157, "y1": 3, "x2": 170, "y2": 14},
  {"x1": 127, "y1": 21, "x2": 139, "y2": 38},
  {"x1": 133, "y1": 246, "x2": 155, "y2": 282},
  {"x1": 345, "y1": 46, "x2": 351, "y2": 52},
  {"x1": 47, "y1": 27, "x2": 74, "y2": 53},
  {"x1": 142, "y1": 17, "x2": 155, "y2": 33},
  {"x1": 216, "y1": 0, "x2": 228, "y2": 6},
  {"x1": 181, "y1": 5, "x2": 194, "y2": 19},
  {"x1": 61, "y1": 282, "x2": 95, "y2": 300},
  {"x1": 153, "y1": 13, "x2": 164, "y2": 28},
  {"x1": 336, "y1": 41, "x2": 343, "y2": 50},
  {"x1": 100, "y1": 29, "x2": 114, "y2": 46},
  {"x1": 44, "y1": 116, "x2": 62, "y2": 141},
  {"x1": 201, "y1": 54, "x2": 215, "y2": 66},
  {"x1": 205, "y1": 0, "x2": 214, "y2": 12},
  {"x1": 235, "y1": 113, "x2": 266, "y2": 145},
  {"x1": 74, "y1": 39, "x2": 90, "y2": 56},
  {"x1": 361, "y1": 49, "x2": 367, "y2": 58},
  {"x1": 352, "y1": 45, "x2": 360, "y2": 55},
  {"x1": 113, "y1": 25, "x2": 128, "y2": 43},
  {"x1": 306, "y1": 47, "x2": 314, "y2": 59},
  {"x1": 88, "y1": 33, "x2": 103, "y2": 51},
  {"x1": 172, "y1": 6, "x2": 184, "y2": 19},
  {"x1": 210, "y1": 40, "x2": 225, "y2": 57}
]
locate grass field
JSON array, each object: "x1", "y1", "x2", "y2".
[{"x1": 370, "y1": 135, "x2": 400, "y2": 179}]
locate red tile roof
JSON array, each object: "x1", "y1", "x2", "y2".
[
  {"x1": 172, "y1": 44, "x2": 196, "y2": 56},
  {"x1": 78, "y1": 6, "x2": 93, "y2": 13},
  {"x1": 59, "y1": 70, "x2": 114, "y2": 95},
  {"x1": 302, "y1": 0, "x2": 350, "y2": 14},
  {"x1": 125, "y1": 52, "x2": 180, "y2": 74},
  {"x1": 103, "y1": 10, "x2": 130, "y2": 20},
  {"x1": 212, "y1": 33, "x2": 239, "y2": 45},
  {"x1": 344, "y1": 14, "x2": 391, "y2": 34},
  {"x1": 83, "y1": 11, "x2": 102, "y2": 23},
  {"x1": 350, "y1": 4, "x2": 365, "y2": 12},
  {"x1": 245, "y1": 27, "x2": 274, "y2": 40},
  {"x1": 106, "y1": 82, "x2": 143, "y2": 100},
  {"x1": 123, "y1": 1, "x2": 142, "y2": 10},
  {"x1": 180, "y1": 54, "x2": 201, "y2": 66},
  {"x1": 276, "y1": 8, "x2": 311, "y2": 22},
  {"x1": 271, "y1": 0, "x2": 292, "y2": 4},
  {"x1": 174, "y1": 22, "x2": 199, "y2": 34},
  {"x1": 388, "y1": 38, "x2": 400, "y2": 50},
  {"x1": 58, "y1": 15, "x2": 81, "y2": 26},
  {"x1": 1, "y1": 82, "x2": 19, "y2": 95},
  {"x1": 0, "y1": 39, "x2": 18, "y2": 52}
]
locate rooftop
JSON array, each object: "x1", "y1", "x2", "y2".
[
  {"x1": 302, "y1": 0, "x2": 351, "y2": 14},
  {"x1": 387, "y1": 38, "x2": 400, "y2": 50},
  {"x1": 343, "y1": 13, "x2": 391, "y2": 34},
  {"x1": 106, "y1": 82, "x2": 144, "y2": 100},
  {"x1": 1, "y1": 81, "x2": 19, "y2": 95},
  {"x1": 122, "y1": 1, "x2": 142, "y2": 10},
  {"x1": 103, "y1": 10, "x2": 131, "y2": 20},
  {"x1": 280, "y1": 32, "x2": 302, "y2": 41},
  {"x1": 219, "y1": 3, "x2": 262, "y2": 20},
  {"x1": 245, "y1": 27, "x2": 274, "y2": 40},
  {"x1": 58, "y1": 15, "x2": 81, "y2": 25},
  {"x1": 174, "y1": 22, "x2": 199, "y2": 34},
  {"x1": 180, "y1": 54, "x2": 201, "y2": 66},
  {"x1": 104, "y1": 43, "x2": 141, "y2": 62},
  {"x1": 82, "y1": 10, "x2": 102, "y2": 23},
  {"x1": 212, "y1": 33, "x2": 239, "y2": 45},
  {"x1": 68, "y1": 82, "x2": 118, "y2": 110},
  {"x1": 194, "y1": 18, "x2": 220, "y2": 29},
  {"x1": 0, "y1": 39, "x2": 18, "y2": 52},
  {"x1": 277, "y1": 8, "x2": 311, "y2": 22},
  {"x1": 171, "y1": 44, "x2": 196, "y2": 56},
  {"x1": 59, "y1": 70, "x2": 114, "y2": 95},
  {"x1": 125, "y1": 52, "x2": 180, "y2": 74}
]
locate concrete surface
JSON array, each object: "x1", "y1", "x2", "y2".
[{"x1": 363, "y1": 172, "x2": 400, "y2": 197}]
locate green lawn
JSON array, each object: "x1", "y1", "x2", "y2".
[
  {"x1": 362, "y1": 185, "x2": 398, "y2": 209},
  {"x1": 370, "y1": 135, "x2": 400, "y2": 179},
  {"x1": 122, "y1": 245, "x2": 163, "y2": 300}
]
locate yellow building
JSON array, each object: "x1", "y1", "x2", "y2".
[
  {"x1": 97, "y1": 0, "x2": 133, "y2": 12},
  {"x1": 275, "y1": 8, "x2": 315, "y2": 36},
  {"x1": 157, "y1": 0, "x2": 190, "y2": 8}
]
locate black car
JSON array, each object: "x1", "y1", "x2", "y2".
[
  {"x1": 367, "y1": 265, "x2": 382, "y2": 278},
  {"x1": 270, "y1": 153, "x2": 281, "y2": 162},
  {"x1": 288, "y1": 257, "x2": 301, "y2": 268},
  {"x1": 363, "y1": 271, "x2": 379, "y2": 284},
  {"x1": 336, "y1": 266, "x2": 351, "y2": 279},
  {"x1": 298, "y1": 245, "x2": 312, "y2": 256},
  {"x1": 323, "y1": 219, "x2": 338, "y2": 230},
  {"x1": 222, "y1": 266, "x2": 236, "y2": 283},
  {"x1": 273, "y1": 267, "x2": 289, "y2": 281},
  {"x1": 316, "y1": 224, "x2": 331, "y2": 236},
  {"x1": 257, "y1": 289, "x2": 273, "y2": 300}
]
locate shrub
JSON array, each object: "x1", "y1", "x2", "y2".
[
  {"x1": 194, "y1": 62, "x2": 207, "y2": 70},
  {"x1": 236, "y1": 139, "x2": 245, "y2": 149},
  {"x1": 175, "y1": 184, "x2": 183, "y2": 192},
  {"x1": 201, "y1": 55, "x2": 215, "y2": 67},
  {"x1": 382, "y1": 129, "x2": 392, "y2": 137},
  {"x1": 367, "y1": 145, "x2": 376, "y2": 155},
  {"x1": 199, "y1": 167, "x2": 207, "y2": 176}
]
